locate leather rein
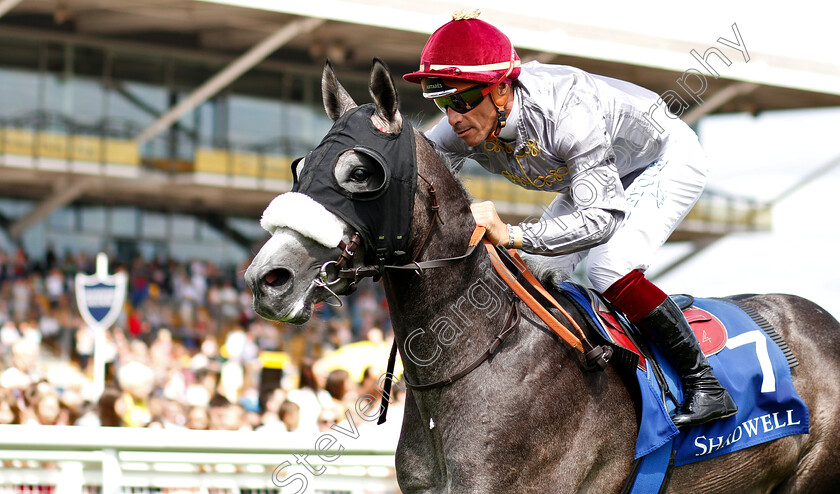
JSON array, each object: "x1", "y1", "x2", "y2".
[{"x1": 312, "y1": 172, "x2": 612, "y2": 422}]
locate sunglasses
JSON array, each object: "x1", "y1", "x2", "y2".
[{"x1": 433, "y1": 85, "x2": 489, "y2": 114}]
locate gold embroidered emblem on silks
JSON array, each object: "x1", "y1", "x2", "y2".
[{"x1": 484, "y1": 139, "x2": 569, "y2": 190}]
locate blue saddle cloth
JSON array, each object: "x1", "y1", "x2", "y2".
[{"x1": 559, "y1": 283, "x2": 810, "y2": 466}]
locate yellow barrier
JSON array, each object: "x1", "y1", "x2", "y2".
[
  {"x1": 263, "y1": 155, "x2": 294, "y2": 181},
  {"x1": 684, "y1": 201, "x2": 772, "y2": 229},
  {"x1": 233, "y1": 151, "x2": 259, "y2": 177},
  {"x1": 463, "y1": 174, "x2": 770, "y2": 230},
  {"x1": 0, "y1": 128, "x2": 770, "y2": 233},
  {"x1": 194, "y1": 148, "x2": 293, "y2": 180},
  {"x1": 0, "y1": 127, "x2": 139, "y2": 166},
  {"x1": 0, "y1": 128, "x2": 293, "y2": 182},
  {"x1": 193, "y1": 148, "x2": 227, "y2": 174},
  {"x1": 2, "y1": 127, "x2": 35, "y2": 156}
]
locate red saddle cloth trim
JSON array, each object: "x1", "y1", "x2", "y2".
[{"x1": 598, "y1": 307, "x2": 728, "y2": 370}]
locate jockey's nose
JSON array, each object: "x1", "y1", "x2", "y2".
[{"x1": 446, "y1": 107, "x2": 460, "y2": 122}]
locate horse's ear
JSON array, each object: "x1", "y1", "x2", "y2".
[
  {"x1": 322, "y1": 59, "x2": 357, "y2": 121},
  {"x1": 369, "y1": 57, "x2": 403, "y2": 132}
]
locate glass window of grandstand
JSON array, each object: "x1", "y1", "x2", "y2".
[
  {"x1": 0, "y1": 37, "x2": 335, "y2": 175},
  {"x1": 0, "y1": 36, "x2": 343, "y2": 271}
]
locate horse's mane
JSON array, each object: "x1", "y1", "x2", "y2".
[{"x1": 412, "y1": 126, "x2": 472, "y2": 200}]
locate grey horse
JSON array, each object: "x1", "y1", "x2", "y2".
[{"x1": 245, "y1": 59, "x2": 840, "y2": 493}]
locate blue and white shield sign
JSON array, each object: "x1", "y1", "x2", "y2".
[{"x1": 75, "y1": 253, "x2": 127, "y2": 330}]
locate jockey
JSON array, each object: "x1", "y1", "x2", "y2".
[{"x1": 404, "y1": 12, "x2": 737, "y2": 427}]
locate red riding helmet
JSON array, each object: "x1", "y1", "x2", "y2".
[{"x1": 403, "y1": 16, "x2": 521, "y2": 89}]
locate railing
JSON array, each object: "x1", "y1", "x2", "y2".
[
  {"x1": 0, "y1": 425, "x2": 399, "y2": 494},
  {"x1": 0, "y1": 122, "x2": 771, "y2": 235},
  {"x1": 681, "y1": 188, "x2": 771, "y2": 234},
  {"x1": 461, "y1": 171, "x2": 771, "y2": 234},
  {"x1": 0, "y1": 128, "x2": 139, "y2": 169},
  {"x1": 191, "y1": 149, "x2": 294, "y2": 185}
]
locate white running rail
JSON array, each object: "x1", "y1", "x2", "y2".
[{"x1": 0, "y1": 425, "x2": 399, "y2": 494}]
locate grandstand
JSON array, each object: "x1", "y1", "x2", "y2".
[
  {"x1": 1, "y1": 1, "x2": 839, "y2": 493},
  {"x1": 5, "y1": 1, "x2": 835, "y2": 263}
]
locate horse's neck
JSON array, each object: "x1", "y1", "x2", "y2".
[
  {"x1": 384, "y1": 142, "x2": 519, "y2": 380},
  {"x1": 382, "y1": 236, "x2": 514, "y2": 382},
  {"x1": 383, "y1": 244, "x2": 491, "y2": 323},
  {"x1": 383, "y1": 178, "x2": 492, "y2": 334}
]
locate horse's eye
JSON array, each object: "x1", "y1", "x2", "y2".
[
  {"x1": 334, "y1": 148, "x2": 388, "y2": 199},
  {"x1": 351, "y1": 168, "x2": 371, "y2": 181}
]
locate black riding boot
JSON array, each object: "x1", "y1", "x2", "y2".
[{"x1": 639, "y1": 297, "x2": 738, "y2": 427}]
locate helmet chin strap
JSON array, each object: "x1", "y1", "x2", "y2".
[
  {"x1": 487, "y1": 89, "x2": 509, "y2": 140},
  {"x1": 483, "y1": 44, "x2": 516, "y2": 141}
]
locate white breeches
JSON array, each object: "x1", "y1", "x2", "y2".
[{"x1": 537, "y1": 131, "x2": 709, "y2": 292}]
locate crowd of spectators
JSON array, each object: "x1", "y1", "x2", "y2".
[{"x1": 0, "y1": 246, "x2": 403, "y2": 441}]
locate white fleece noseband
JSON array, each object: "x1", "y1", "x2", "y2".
[{"x1": 260, "y1": 192, "x2": 344, "y2": 248}]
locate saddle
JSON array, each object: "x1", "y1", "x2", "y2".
[
  {"x1": 546, "y1": 282, "x2": 809, "y2": 493},
  {"x1": 599, "y1": 294, "x2": 727, "y2": 372},
  {"x1": 561, "y1": 283, "x2": 800, "y2": 393}
]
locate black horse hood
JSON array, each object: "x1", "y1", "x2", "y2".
[{"x1": 293, "y1": 104, "x2": 417, "y2": 265}]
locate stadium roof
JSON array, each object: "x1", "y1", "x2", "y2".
[
  {"x1": 3, "y1": 0, "x2": 840, "y2": 123},
  {"x1": 215, "y1": 0, "x2": 840, "y2": 109}
]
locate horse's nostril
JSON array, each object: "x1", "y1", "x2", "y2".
[{"x1": 264, "y1": 268, "x2": 292, "y2": 288}]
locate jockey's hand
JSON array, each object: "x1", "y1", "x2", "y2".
[{"x1": 470, "y1": 201, "x2": 508, "y2": 246}]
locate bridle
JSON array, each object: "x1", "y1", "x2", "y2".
[{"x1": 314, "y1": 170, "x2": 477, "y2": 298}]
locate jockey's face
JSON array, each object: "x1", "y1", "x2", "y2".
[
  {"x1": 426, "y1": 78, "x2": 509, "y2": 147},
  {"x1": 445, "y1": 90, "x2": 498, "y2": 146}
]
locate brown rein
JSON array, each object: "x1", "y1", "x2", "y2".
[
  {"x1": 371, "y1": 224, "x2": 612, "y2": 423},
  {"x1": 400, "y1": 297, "x2": 522, "y2": 392},
  {"x1": 332, "y1": 221, "x2": 607, "y2": 358},
  {"x1": 316, "y1": 174, "x2": 612, "y2": 421}
]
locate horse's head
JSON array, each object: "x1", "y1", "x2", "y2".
[{"x1": 246, "y1": 58, "x2": 447, "y2": 324}]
